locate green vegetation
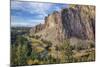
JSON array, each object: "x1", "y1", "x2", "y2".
[
  {"x1": 11, "y1": 35, "x2": 29, "y2": 65},
  {"x1": 11, "y1": 27, "x2": 95, "y2": 66}
]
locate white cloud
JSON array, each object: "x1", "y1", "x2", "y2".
[
  {"x1": 11, "y1": 1, "x2": 53, "y2": 27},
  {"x1": 54, "y1": 6, "x2": 62, "y2": 11},
  {"x1": 11, "y1": 19, "x2": 44, "y2": 27},
  {"x1": 11, "y1": 22, "x2": 35, "y2": 27},
  {"x1": 11, "y1": 1, "x2": 53, "y2": 17},
  {"x1": 11, "y1": 1, "x2": 24, "y2": 10},
  {"x1": 11, "y1": 1, "x2": 67, "y2": 27}
]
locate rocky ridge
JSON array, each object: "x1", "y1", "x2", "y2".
[{"x1": 30, "y1": 5, "x2": 95, "y2": 47}]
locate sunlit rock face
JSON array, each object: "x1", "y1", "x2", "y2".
[{"x1": 30, "y1": 5, "x2": 95, "y2": 46}]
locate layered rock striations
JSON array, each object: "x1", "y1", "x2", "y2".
[{"x1": 30, "y1": 5, "x2": 95, "y2": 46}]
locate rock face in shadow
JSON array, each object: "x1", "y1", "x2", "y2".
[
  {"x1": 30, "y1": 5, "x2": 95, "y2": 46},
  {"x1": 61, "y1": 5, "x2": 95, "y2": 40}
]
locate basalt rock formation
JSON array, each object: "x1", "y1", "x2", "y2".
[{"x1": 30, "y1": 5, "x2": 95, "y2": 47}]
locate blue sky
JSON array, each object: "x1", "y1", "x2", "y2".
[{"x1": 11, "y1": 1, "x2": 68, "y2": 27}]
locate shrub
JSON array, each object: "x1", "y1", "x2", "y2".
[
  {"x1": 61, "y1": 40, "x2": 73, "y2": 63},
  {"x1": 11, "y1": 36, "x2": 30, "y2": 66}
]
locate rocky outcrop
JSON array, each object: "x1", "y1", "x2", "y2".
[
  {"x1": 30, "y1": 23, "x2": 45, "y2": 34},
  {"x1": 61, "y1": 5, "x2": 95, "y2": 40},
  {"x1": 30, "y1": 5, "x2": 95, "y2": 46}
]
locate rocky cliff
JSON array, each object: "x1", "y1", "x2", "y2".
[
  {"x1": 61, "y1": 5, "x2": 95, "y2": 40},
  {"x1": 30, "y1": 5, "x2": 95, "y2": 47}
]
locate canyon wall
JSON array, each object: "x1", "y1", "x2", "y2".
[{"x1": 30, "y1": 5, "x2": 95, "y2": 46}]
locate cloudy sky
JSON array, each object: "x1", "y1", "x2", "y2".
[{"x1": 11, "y1": 1, "x2": 68, "y2": 27}]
